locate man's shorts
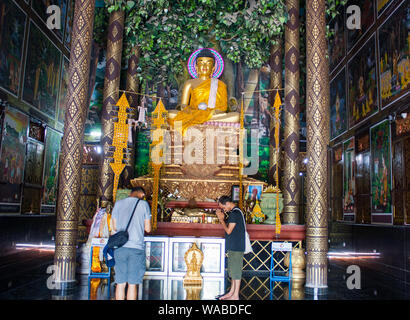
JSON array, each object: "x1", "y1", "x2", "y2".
[
  {"x1": 227, "y1": 250, "x2": 244, "y2": 280},
  {"x1": 113, "y1": 247, "x2": 146, "y2": 285}
]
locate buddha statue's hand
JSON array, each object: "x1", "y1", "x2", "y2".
[{"x1": 198, "y1": 102, "x2": 208, "y2": 110}]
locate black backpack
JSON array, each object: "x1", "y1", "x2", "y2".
[{"x1": 106, "y1": 199, "x2": 140, "y2": 249}]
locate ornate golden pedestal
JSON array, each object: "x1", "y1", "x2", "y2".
[{"x1": 131, "y1": 122, "x2": 266, "y2": 201}]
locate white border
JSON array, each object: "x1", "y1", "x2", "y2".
[
  {"x1": 21, "y1": 19, "x2": 62, "y2": 121},
  {"x1": 168, "y1": 237, "x2": 225, "y2": 278},
  {"x1": 369, "y1": 119, "x2": 393, "y2": 224},
  {"x1": 0, "y1": 0, "x2": 28, "y2": 99},
  {"x1": 144, "y1": 236, "x2": 170, "y2": 276},
  {"x1": 347, "y1": 34, "x2": 380, "y2": 130}
]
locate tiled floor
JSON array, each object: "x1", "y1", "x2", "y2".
[{"x1": 0, "y1": 251, "x2": 409, "y2": 300}]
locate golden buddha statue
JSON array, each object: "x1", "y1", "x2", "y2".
[{"x1": 168, "y1": 48, "x2": 238, "y2": 135}]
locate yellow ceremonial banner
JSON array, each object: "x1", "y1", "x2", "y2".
[
  {"x1": 150, "y1": 99, "x2": 168, "y2": 230},
  {"x1": 273, "y1": 91, "x2": 282, "y2": 236},
  {"x1": 110, "y1": 93, "x2": 130, "y2": 202}
]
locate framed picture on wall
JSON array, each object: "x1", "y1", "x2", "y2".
[
  {"x1": 346, "y1": 0, "x2": 375, "y2": 52},
  {"x1": 0, "y1": 107, "x2": 29, "y2": 208},
  {"x1": 22, "y1": 20, "x2": 62, "y2": 120},
  {"x1": 370, "y1": 120, "x2": 393, "y2": 224},
  {"x1": 41, "y1": 127, "x2": 62, "y2": 210},
  {"x1": 231, "y1": 185, "x2": 240, "y2": 202},
  {"x1": 378, "y1": 0, "x2": 410, "y2": 109},
  {"x1": 247, "y1": 185, "x2": 263, "y2": 201},
  {"x1": 0, "y1": 0, "x2": 26, "y2": 97},
  {"x1": 347, "y1": 35, "x2": 378, "y2": 128},
  {"x1": 32, "y1": 0, "x2": 68, "y2": 40},
  {"x1": 377, "y1": 0, "x2": 394, "y2": 17},
  {"x1": 328, "y1": 4, "x2": 345, "y2": 72},
  {"x1": 343, "y1": 137, "x2": 355, "y2": 222},
  {"x1": 330, "y1": 67, "x2": 347, "y2": 140},
  {"x1": 58, "y1": 56, "x2": 70, "y2": 124}
]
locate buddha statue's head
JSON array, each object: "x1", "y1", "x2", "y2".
[{"x1": 195, "y1": 49, "x2": 216, "y2": 79}]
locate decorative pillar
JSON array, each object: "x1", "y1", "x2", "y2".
[
  {"x1": 305, "y1": 0, "x2": 330, "y2": 294},
  {"x1": 268, "y1": 40, "x2": 282, "y2": 187},
  {"x1": 98, "y1": 9, "x2": 125, "y2": 206},
  {"x1": 54, "y1": 0, "x2": 95, "y2": 286},
  {"x1": 120, "y1": 45, "x2": 140, "y2": 188},
  {"x1": 283, "y1": 0, "x2": 300, "y2": 224}
]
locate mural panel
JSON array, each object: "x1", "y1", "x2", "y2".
[
  {"x1": 0, "y1": 0, "x2": 26, "y2": 96},
  {"x1": 58, "y1": 56, "x2": 69, "y2": 124},
  {"x1": 22, "y1": 21, "x2": 61, "y2": 119},
  {"x1": 328, "y1": 4, "x2": 345, "y2": 72},
  {"x1": 0, "y1": 108, "x2": 28, "y2": 203},
  {"x1": 64, "y1": 0, "x2": 74, "y2": 48},
  {"x1": 370, "y1": 120, "x2": 392, "y2": 216},
  {"x1": 32, "y1": 0, "x2": 67, "y2": 40},
  {"x1": 346, "y1": 0, "x2": 375, "y2": 51},
  {"x1": 378, "y1": 0, "x2": 410, "y2": 108},
  {"x1": 42, "y1": 128, "x2": 62, "y2": 206},
  {"x1": 348, "y1": 35, "x2": 378, "y2": 128},
  {"x1": 24, "y1": 140, "x2": 44, "y2": 186},
  {"x1": 377, "y1": 0, "x2": 394, "y2": 15},
  {"x1": 343, "y1": 138, "x2": 355, "y2": 221},
  {"x1": 330, "y1": 68, "x2": 347, "y2": 140}
]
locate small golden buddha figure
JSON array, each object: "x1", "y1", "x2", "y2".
[{"x1": 168, "y1": 48, "x2": 229, "y2": 135}]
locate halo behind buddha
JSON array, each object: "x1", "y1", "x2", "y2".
[{"x1": 188, "y1": 48, "x2": 224, "y2": 79}]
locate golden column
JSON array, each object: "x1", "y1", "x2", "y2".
[
  {"x1": 120, "y1": 45, "x2": 140, "y2": 188},
  {"x1": 98, "y1": 9, "x2": 125, "y2": 206},
  {"x1": 305, "y1": 0, "x2": 330, "y2": 294},
  {"x1": 283, "y1": 0, "x2": 300, "y2": 224},
  {"x1": 54, "y1": 0, "x2": 95, "y2": 286},
  {"x1": 268, "y1": 40, "x2": 282, "y2": 187}
]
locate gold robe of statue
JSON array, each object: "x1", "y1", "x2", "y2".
[{"x1": 169, "y1": 78, "x2": 227, "y2": 135}]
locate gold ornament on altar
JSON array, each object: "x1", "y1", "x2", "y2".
[
  {"x1": 183, "y1": 242, "x2": 204, "y2": 285},
  {"x1": 250, "y1": 200, "x2": 265, "y2": 224}
]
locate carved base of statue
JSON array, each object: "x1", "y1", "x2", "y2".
[{"x1": 183, "y1": 283, "x2": 203, "y2": 300}]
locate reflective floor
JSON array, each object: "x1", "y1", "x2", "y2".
[{"x1": 0, "y1": 250, "x2": 409, "y2": 300}]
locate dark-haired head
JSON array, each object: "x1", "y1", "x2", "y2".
[
  {"x1": 196, "y1": 48, "x2": 215, "y2": 61},
  {"x1": 130, "y1": 186, "x2": 146, "y2": 199},
  {"x1": 218, "y1": 195, "x2": 232, "y2": 205}
]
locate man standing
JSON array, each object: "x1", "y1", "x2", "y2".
[
  {"x1": 111, "y1": 187, "x2": 151, "y2": 300},
  {"x1": 215, "y1": 195, "x2": 246, "y2": 300}
]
